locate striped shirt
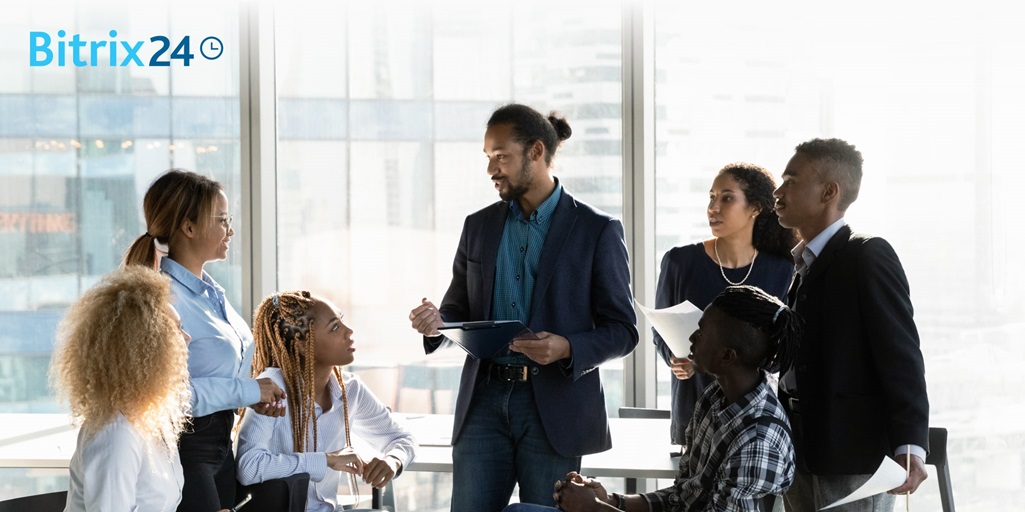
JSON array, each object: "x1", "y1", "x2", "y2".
[
  {"x1": 236, "y1": 368, "x2": 417, "y2": 512},
  {"x1": 642, "y1": 376, "x2": 795, "y2": 512}
]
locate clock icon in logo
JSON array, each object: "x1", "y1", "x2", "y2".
[{"x1": 200, "y1": 37, "x2": 223, "y2": 60}]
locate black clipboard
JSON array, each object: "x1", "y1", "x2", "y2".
[{"x1": 438, "y1": 320, "x2": 536, "y2": 359}]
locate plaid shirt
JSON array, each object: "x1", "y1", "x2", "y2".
[{"x1": 642, "y1": 376, "x2": 795, "y2": 512}]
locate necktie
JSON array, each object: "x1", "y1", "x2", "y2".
[{"x1": 781, "y1": 265, "x2": 805, "y2": 392}]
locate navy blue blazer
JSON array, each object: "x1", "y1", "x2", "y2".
[
  {"x1": 425, "y1": 188, "x2": 639, "y2": 457},
  {"x1": 787, "y1": 225, "x2": 929, "y2": 474}
]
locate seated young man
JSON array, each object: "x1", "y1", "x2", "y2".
[{"x1": 516, "y1": 285, "x2": 799, "y2": 512}]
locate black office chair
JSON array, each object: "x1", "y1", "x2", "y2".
[
  {"x1": 236, "y1": 473, "x2": 393, "y2": 512},
  {"x1": 0, "y1": 490, "x2": 67, "y2": 512},
  {"x1": 926, "y1": 427, "x2": 955, "y2": 512},
  {"x1": 618, "y1": 406, "x2": 670, "y2": 419},
  {"x1": 236, "y1": 473, "x2": 310, "y2": 512},
  {"x1": 371, "y1": 482, "x2": 395, "y2": 511}
]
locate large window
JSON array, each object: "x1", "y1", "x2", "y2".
[
  {"x1": 274, "y1": 4, "x2": 623, "y2": 508},
  {"x1": 653, "y1": 2, "x2": 1025, "y2": 509},
  {"x1": 1, "y1": 2, "x2": 1023, "y2": 510},
  {"x1": 0, "y1": 2, "x2": 240, "y2": 496}
]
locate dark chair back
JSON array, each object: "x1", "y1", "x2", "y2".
[
  {"x1": 926, "y1": 427, "x2": 955, "y2": 512},
  {"x1": 0, "y1": 490, "x2": 68, "y2": 512},
  {"x1": 618, "y1": 406, "x2": 670, "y2": 419},
  {"x1": 236, "y1": 473, "x2": 310, "y2": 512}
]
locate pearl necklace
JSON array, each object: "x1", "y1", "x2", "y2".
[{"x1": 714, "y1": 238, "x2": 757, "y2": 286}]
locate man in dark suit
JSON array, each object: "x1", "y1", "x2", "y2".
[
  {"x1": 408, "y1": 104, "x2": 638, "y2": 512},
  {"x1": 772, "y1": 138, "x2": 930, "y2": 511}
]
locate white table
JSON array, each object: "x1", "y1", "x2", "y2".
[
  {"x1": 0, "y1": 414, "x2": 78, "y2": 468},
  {"x1": 0, "y1": 413, "x2": 679, "y2": 482},
  {"x1": 397, "y1": 414, "x2": 679, "y2": 480}
]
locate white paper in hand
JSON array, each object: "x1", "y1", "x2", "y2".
[
  {"x1": 636, "y1": 300, "x2": 702, "y2": 358},
  {"x1": 819, "y1": 456, "x2": 907, "y2": 510}
]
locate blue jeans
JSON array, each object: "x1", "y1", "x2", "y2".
[
  {"x1": 451, "y1": 376, "x2": 581, "y2": 512},
  {"x1": 503, "y1": 503, "x2": 559, "y2": 512}
]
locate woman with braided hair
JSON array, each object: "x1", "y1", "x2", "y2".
[{"x1": 236, "y1": 291, "x2": 417, "y2": 512}]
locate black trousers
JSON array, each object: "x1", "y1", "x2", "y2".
[{"x1": 177, "y1": 410, "x2": 236, "y2": 512}]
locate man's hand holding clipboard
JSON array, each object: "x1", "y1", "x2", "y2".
[
  {"x1": 434, "y1": 320, "x2": 534, "y2": 359},
  {"x1": 509, "y1": 331, "x2": 570, "y2": 365},
  {"x1": 409, "y1": 298, "x2": 568, "y2": 363}
]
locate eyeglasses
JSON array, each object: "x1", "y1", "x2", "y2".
[{"x1": 211, "y1": 215, "x2": 234, "y2": 228}]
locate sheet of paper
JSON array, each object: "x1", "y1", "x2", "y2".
[
  {"x1": 820, "y1": 456, "x2": 907, "y2": 510},
  {"x1": 636, "y1": 300, "x2": 702, "y2": 358}
]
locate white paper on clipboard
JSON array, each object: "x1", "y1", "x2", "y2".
[{"x1": 636, "y1": 300, "x2": 702, "y2": 358}]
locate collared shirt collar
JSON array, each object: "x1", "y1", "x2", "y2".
[
  {"x1": 710, "y1": 373, "x2": 767, "y2": 422},
  {"x1": 509, "y1": 178, "x2": 562, "y2": 222},
  {"x1": 791, "y1": 218, "x2": 846, "y2": 271},
  {"x1": 161, "y1": 256, "x2": 224, "y2": 297}
]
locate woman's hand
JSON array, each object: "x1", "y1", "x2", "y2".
[
  {"x1": 256, "y1": 378, "x2": 286, "y2": 403},
  {"x1": 669, "y1": 356, "x2": 695, "y2": 380},
  {"x1": 362, "y1": 455, "x2": 402, "y2": 488},
  {"x1": 326, "y1": 447, "x2": 365, "y2": 475},
  {"x1": 251, "y1": 378, "x2": 287, "y2": 417}
]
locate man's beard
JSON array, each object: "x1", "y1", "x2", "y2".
[{"x1": 499, "y1": 155, "x2": 532, "y2": 202}]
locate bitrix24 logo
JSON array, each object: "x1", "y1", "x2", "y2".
[{"x1": 30, "y1": 30, "x2": 223, "y2": 67}]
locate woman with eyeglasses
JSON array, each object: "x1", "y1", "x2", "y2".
[{"x1": 124, "y1": 169, "x2": 286, "y2": 512}]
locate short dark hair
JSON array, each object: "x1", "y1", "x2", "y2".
[
  {"x1": 794, "y1": 138, "x2": 863, "y2": 211},
  {"x1": 487, "y1": 103, "x2": 572, "y2": 167},
  {"x1": 709, "y1": 285, "x2": 802, "y2": 374}
]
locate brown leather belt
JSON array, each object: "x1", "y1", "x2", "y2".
[{"x1": 487, "y1": 363, "x2": 528, "y2": 382}]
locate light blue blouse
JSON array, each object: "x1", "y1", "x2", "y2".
[{"x1": 162, "y1": 258, "x2": 260, "y2": 417}]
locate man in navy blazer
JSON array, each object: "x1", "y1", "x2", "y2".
[
  {"x1": 773, "y1": 138, "x2": 929, "y2": 511},
  {"x1": 409, "y1": 104, "x2": 638, "y2": 512}
]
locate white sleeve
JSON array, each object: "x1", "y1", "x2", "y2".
[
  {"x1": 235, "y1": 406, "x2": 329, "y2": 484},
  {"x1": 81, "y1": 423, "x2": 142, "y2": 511},
  {"x1": 347, "y1": 376, "x2": 418, "y2": 470}
]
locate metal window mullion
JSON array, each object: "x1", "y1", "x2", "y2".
[
  {"x1": 621, "y1": 0, "x2": 657, "y2": 411},
  {"x1": 239, "y1": 2, "x2": 278, "y2": 325}
]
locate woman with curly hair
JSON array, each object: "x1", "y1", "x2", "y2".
[
  {"x1": 51, "y1": 265, "x2": 193, "y2": 512},
  {"x1": 654, "y1": 162, "x2": 797, "y2": 446},
  {"x1": 123, "y1": 169, "x2": 286, "y2": 511},
  {"x1": 236, "y1": 291, "x2": 416, "y2": 512}
]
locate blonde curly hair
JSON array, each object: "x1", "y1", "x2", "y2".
[{"x1": 50, "y1": 265, "x2": 191, "y2": 450}]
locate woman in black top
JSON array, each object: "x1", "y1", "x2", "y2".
[{"x1": 654, "y1": 162, "x2": 797, "y2": 445}]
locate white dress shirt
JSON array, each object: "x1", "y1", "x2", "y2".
[
  {"x1": 236, "y1": 368, "x2": 417, "y2": 512},
  {"x1": 65, "y1": 414, "x2": 183, "y2": 512}
]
